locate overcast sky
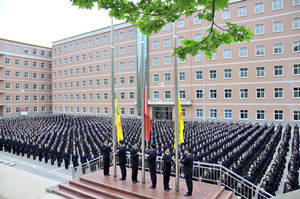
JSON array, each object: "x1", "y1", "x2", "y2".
[{"x1": 0, "y1": 0, "x2": 124, "y2": 47}]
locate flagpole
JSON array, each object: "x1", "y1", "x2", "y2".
[
  {"x1": 111, "y1": 17, "x2": 117, "y2": 178},
  {"x1": 145, "y1": 81, "x2": 148, "y2": 150},
  {"x1": 141, "y1": 33, "x2": 146, "y2": 185},
  {"x1": 174, "y1": 21, "x2": 180, "y2": 192}
]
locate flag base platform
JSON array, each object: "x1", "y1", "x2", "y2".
[{"x1": 48, "y1": 167, "x2": 240, "y2": 199}]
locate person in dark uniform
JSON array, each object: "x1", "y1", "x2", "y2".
[
  {"x1": 147, "y1": 143, "x2": 157, "y2": 188},
  {"x1": 63, "y1": 149, "x2": 70, "y2": 169},
  {"x1": 180, "y1": 147, "x2": 193, "y2": 197},
  {"x1": 101, "y1": 139, "x2": 112, "y2": 176},
  {"x1": 117, "y1": 140, "x2": 127, "y2": 180},
  {"x1": 130, "y1": 142, "x2": 140, "y2": 184},
  {"x1": 163, "y1": 146, "x2": 173, "y2": 192}
]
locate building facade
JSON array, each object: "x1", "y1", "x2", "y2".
[
  {"x1": 20, "y1": 0, "x2": 298, "y2": 123},
  {"x1": 0, "y1": 38, "x2": 53, "y2": 117}
]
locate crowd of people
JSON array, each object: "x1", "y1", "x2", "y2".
[{"x1": 0, "y1": 114, "x2": 299, "y2": 196}]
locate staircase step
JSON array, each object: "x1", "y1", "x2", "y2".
[
  {"x1": 217, "y1": 190, "x2": 233, "y2": 199},
  {"x1": 210, "y1": 185, "x2": 225, "y2": 199},
  {"x1": 58, "y1": 183, "x2": 103, "y2": 199},
  {"x1": 230, "y1": 195, "x2": 241, "y2": 199},
  {"x1": 51, "y1": 185, "x2": 82, "y2": 199},
  {"x1": 70, "y1": 179, "x2": 128, "y2": 199},
  {"x1": 80, "y1": 176, "x2": 155, "y2": 199}
]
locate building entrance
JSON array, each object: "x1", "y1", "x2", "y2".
[{"x1": 152, "y1": 107, "x2": 172, "y2": 120}]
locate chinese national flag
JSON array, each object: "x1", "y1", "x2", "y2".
[{"x1": 144, "y1": 86, "x2": 151, "y2": 142}]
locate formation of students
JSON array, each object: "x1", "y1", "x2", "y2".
[{"x1": 0, "y1": 115, "x2": 299, "y2": 196}]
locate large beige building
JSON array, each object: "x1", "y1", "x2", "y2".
[
  {"x1": 0, "y1": 38, "x2": 53, "y2": 116},
  {"x1": 2, "y1": 0, "x2": 300, "y2": 123},
  {"x1": 52, "y1": 0, "x2": 300, "y2": 123}
]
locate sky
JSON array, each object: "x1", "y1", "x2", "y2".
[{"x1": 0, "y1": 0, "x2": 124, "y2": 47}]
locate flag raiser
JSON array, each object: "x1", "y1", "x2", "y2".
[
  {"x1": 116, "y1": 100, "x2": 123, "y2": 143},
  {"x1": 144, "y1": 85, "x2": 151, "y2": 142}
]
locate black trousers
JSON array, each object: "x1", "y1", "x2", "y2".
[
  {"x1": 103, "y1": 159, "x2": 110, "y2": 175},
  {"x1": 150, "y1": 167, "x2": 157, "y2": 187},
  {"x1": 163, "y1": 170, "x2": 171, "y2": 189},
  {"x1": 64, "y1": 159, "x2": 70, "y2": 169},
  {"x1": 119, "y1": 162, "x2": 127, "y2": 180},
  {"x1": 131, "y1": 164, "x2": 138, "y2": 182},
  {"x1": 185, "y1": 174, "x2": 193, "y2": 194}
]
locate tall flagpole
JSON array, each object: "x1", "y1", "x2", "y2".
[
  {"x1": 141, "y1": 34, "x2": 146, "y2": 185},
  {"x1": 174, "y1": 21, "x2": 180, "y2": 192},
  {"x1": 111, "y1": 18, "x2": 117, "y2": 178}
]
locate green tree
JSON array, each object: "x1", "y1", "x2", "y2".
[{"x1": 71, "y1": 0, "x2": 254, "y2": 59}]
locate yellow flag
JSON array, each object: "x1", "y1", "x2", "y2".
[
  {"x1": 174, "y1": 96, "x2": 184, "y2": 148},
  {"x1": 116, "y1": 100, "x2": 123, "y2": 143}
]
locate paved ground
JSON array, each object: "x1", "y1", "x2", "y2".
[{"x1": 0, "y1": 150, "x2": 72, "y2": 199}]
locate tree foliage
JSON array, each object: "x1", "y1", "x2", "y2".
[{"x1": 71, "y1": 0, "x2": 254, "y2": 59}]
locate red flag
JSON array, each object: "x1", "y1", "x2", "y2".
[{"x1": 144, "y1": 85, "x2": 151, "y2": 142}]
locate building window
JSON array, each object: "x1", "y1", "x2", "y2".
[
  {"x1": 256, "y1": 88, "x2": 265, "y2": 99},
  {"x1": 164, "y1": 23, "x2": 170, "y2": 30},
  {"x1": 5, "y1": 58, "x2": 10, "y2": 64},
  {"x1": 294, "y1": 110, "x2": 300, "y2": 121},
  {"x1": 16, "y1": 95, "x2": 21, "y2": 101},
  {"x1": 33, "y1": 49, "x2": 37, "y2": 55},
  {"x1": 255, "y1": 2, "x2": 264, "y2": 14},
  {"x1": 293, "y1": 41, "x2": 300, "y2": 52},
  {"x1": 272, "y1": 0, "x2": 283, "y2": 10},
  {"x1": 119, "y1": 47, "x2": 125, "y2": 55},
  {"x1": 196, "y1": 90, "x2": 203, "y2": 99},
  {"x1": 5, "y1": 71, "x2": 11, "y2": 77},
  {"x1": 164, "y1": 73, "x2": 171, "y2": 82},
  {"x1": 255, "y1": 24, "x2": 265, "y2": 35},
  {"x1": 224, "y1": 69, "x2": 232, "y2": 79},
  {"x1": 120, "y1": 108, "x2": 126, "y2": 115},
  {"x1": 103, "y1": 64, "x2": 108, "y2": 71},
  {"x1": 274, "y1": 110, "x2": 283, "y2": 120},
  {"x1": 195, "y1": 71, "x2": 203, "y2": 80},
  {"x1": 82, "y1": 54, "x2": 86, "y2": 61},
  {"x1": 164, "y1": 39, "x2": 170, "y2": 47},
  {"x1": 15, "y1": 59, "x2": 20, "y2": 66},
  {"x1": 88, "y1": 53, "x2": 93, "y2": 60},
  {"x1": 179, "y1": 90, "x2": 186, "y2": 99},
  {"x1": 256, "y1": 110, "x2": 265, "y2": 120},
  {"x1": 239, "y1": 47, "x2": 248, "y2": 57},
  {"x1": 273, "y1": 43, "x2": 283, "y2": 54},
  {"x1": 24, "y1": 61, "x2": 29, "y2": 67},
  {"x1": 6, "y1": 108, "x2": 11, "y2": 114},
  {"x1": 222, "y1": 49, "x2": 232, "y2": 59},
  {"x1": 210, "y1": 89, "x2": 217, "y2": 99},
  {"x1": 75, "y1": 56, "x2": 79, "y2": 62},
  {"x1": 129, "y1": 92, "x2": 135, "y2": 100},
  {"x1": 293, "y1": 64, "x2": 300, "y2": 75},
  {"x1": 256, "y1": 67, "x2": 265, "y2": 77},
  {"x1": 210, "y1": 109, "x2": 217, "y2": 118},
  {"x1": 5, "y1": 83, "x2": 11, "y2": 89},
  {"x1": 15, "y1": 46, "x2": 20, "y2": 53},
  {"x1": 256, "y1": 45, "x2": 265, "y2": 56},
  {"x1": 153, "y1": 40, "x2": 159, "y2": 49},
  {"x1": 5, "y1": 44, "x2": 10, "y2": 51},
  {"x1": 130, "y1": 108, "x2": 135, "y2": 116},
  {"x1": 195, "y1": 52, "x2": 203, "y2": 61},
  {"x1": 209, "y1": 70, "x2": 217, "y2": 79},
  {"x1": 129, "y1": 60, "x2": 134, "y2": 68},
  {"x1": 154, "y1": 91, "x2": 159, "y2": 99},
  {"x1": 103, "y1": 79, "x2": 108, "y2": 86},
  {"x1": 165, "y1": 91, "x2": 171, "y2": 99},
  {"x1": 64, "y1": 46, "x2": 67, "y2": 52},
  {"x1": 164, "y1": 56, "x2": 170, "y2": 65},
  {"x1": 240, "y1": 89, "x2": 249, "y2": 99},
  {"x1": 129, "y1": 76, "x2": 134, "y2": 84},
  {"x1": 120, "y1": 77, "x2": 125, "y2": 85},
  {"x1": 178, "y1": 36, "x2": 185, "y2": 45},
  {"x1": 224, "y1": 89, "x2": 232, "y2": 99},
  {"x1": 153, "y1": 57, "x2": 159, "y2": 66},
  {"x1": 82, "y1": 41, "x2": 86, "y2": 48},
  {"x1": 153, "y1": 74, "x2": 159, "y2": 82},
  {"x1": 293, "y1": 17, "x2": 300, "y2": 29},
  {"x1": 294, "y1": 87, "x2": 300, "y2": 98},
  {"x1": 224, "y1": 109, "x2": 232, "y2": 119},
  {"x1": 178, "y1": 19, "x2": 185, "y2": 28},
  {"x1": 179, "y1": 72, "x2": 186, "y2": 81},
  {"x1": 103, "y1": 50, "x2": 108, "y2": 57},
  {"x1": 120, "y1": 62, "x2": 125, "y2": 70},
  {"x1": 129, "y1": 45, "x2": 134, "y2": 53},
  {"x1": 273, "y1": 21, "x2": 283, "y2": 32},
  {"x1": 240, "y1": 110, "x2": 248, "y2": 120},
  {"x1": 274, "y1": 65, "x2": 284, "y2": 76},
  {"x1": 274, "y1": 88, "x2": 284, "y2": 98},
  {"x1": 196, "y1": 109, "x2": 203, "y2": 118},
  {"x1": 238, "y1": 6, "x2": 247, "y2": 17},
  {"x1": 194, "y1": 16, "x2": 201, "y2": 24},
  {"x1": 120, "y1": 92, "x2": 125, "y2": 100},
  {"x1": 222, "y1": 9, "x2": 231, "y2": 19},
  {"x1": 240, "y1": 68, "x2": 248, "y2": 78},
  {"x1": 129, "y1": 30, "x2": 134, "y2": 37}
]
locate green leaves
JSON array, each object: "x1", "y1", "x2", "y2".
[{"x1": 70, "y1": 0, "x2": 254, "y2": 60}]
